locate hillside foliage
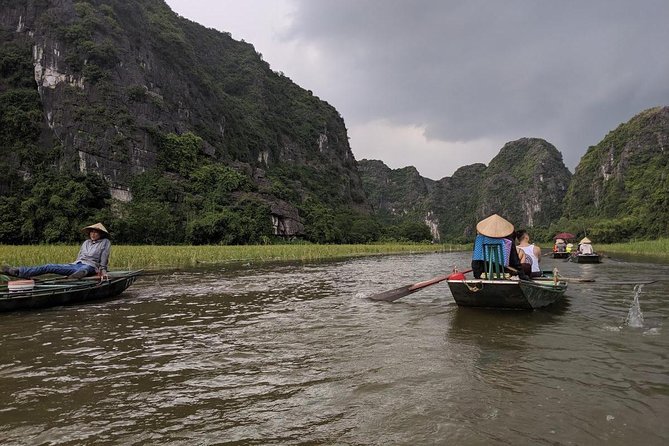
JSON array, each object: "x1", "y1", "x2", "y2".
[{"x1": 0, "y1": 1, "x2": 666, "y2": 245}]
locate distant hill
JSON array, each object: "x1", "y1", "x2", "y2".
[
  {"x1": 562, "y1": 106, "x2": 669, "y2": 241},
  {"x1": 362, "y1": 109, "x2": 669, "y2": 244},
  {"x1": 359, "y1": 138, "x2": 572, "y2": 241},
  {"x1": 0, "y1": 0, "x2": 369, "y2": 244}
]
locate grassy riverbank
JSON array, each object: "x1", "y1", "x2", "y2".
[
  {"x1": 599, "y1": 238, "x2": 669, "y2": 259},
  {"x1": 0, "y1": 243, "x2": 467, "y2": 269}
]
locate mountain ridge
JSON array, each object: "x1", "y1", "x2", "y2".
[{"x1": 358, "y1": 137, "x2": 572, "y2": 241}]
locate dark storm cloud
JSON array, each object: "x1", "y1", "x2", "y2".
[{"x1": 283, "y1": 0, "x2": 669, "y2": 168}]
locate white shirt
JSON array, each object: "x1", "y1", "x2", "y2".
[
  {"x1": 520, "y1": 244, "x2": 540, "y2": 273},
  {"x1": 580, "y1": 243, "x2": 593, "y2": 255}
]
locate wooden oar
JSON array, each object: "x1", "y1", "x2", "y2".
[
  {"x1": 369, "y1": 270, "x2": 472, "y2": 302},
  {"x1": 557, "y1": 276, "x2": 657, "y2": 285}
]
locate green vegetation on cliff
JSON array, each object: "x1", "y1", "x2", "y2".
[
  {"x1": 562, "y1": 107, "x2": 669, "y2": 241},
  {"x1": 0, "y1": 0, "x2": 373, "y2": 244}
]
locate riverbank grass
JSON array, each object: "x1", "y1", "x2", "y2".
[
  {"x1": 0, "y1": 243, "x2": 468, "y2": 269},
  {"x1": 599, "y1": 238, "x2": 669, "y2": 259}
]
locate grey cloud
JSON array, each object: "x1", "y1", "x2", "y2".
[{"x1": 284, "y1": 0, "x2": 669, "y2": 168}]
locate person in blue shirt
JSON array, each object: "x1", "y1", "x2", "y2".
[
  {"x1": 2, "y1": 223, "x2": 111, "y2": 280},
  {"x1": 471, "y1": 214, "x2": 528, "y2": 280}
]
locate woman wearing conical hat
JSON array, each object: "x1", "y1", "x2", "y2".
[
  {"x1": 578, "y1": 237, "x2": 594, "y2": 255},
  {"x1": 1, "y1": 223, "x2": 111, "y2": 280},
  {"x1": 471, "y1": 214, "x2": 528, "y2": 280}
]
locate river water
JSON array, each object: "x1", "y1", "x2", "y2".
[{"x1": 1, "y1": 252, "x2": 668, "y2": 445}]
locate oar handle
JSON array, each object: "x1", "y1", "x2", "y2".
[
  {"x1": 408, "y1": 274, "x2": 450, "y2": 291},
  {"x1": 408, "y1": 269, "x2": 473, "y2": 291}
]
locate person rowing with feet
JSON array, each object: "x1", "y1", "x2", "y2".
[{"x1": 2, "y1": 223, "x2": 111, "y2": 281}]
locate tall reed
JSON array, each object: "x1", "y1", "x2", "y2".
[
  {"x1": 599, "y1": 238, "x2": 669, "y2": 259},
  {"x1": 0, "y1": 243, "x2": 468, "y2": 269}
]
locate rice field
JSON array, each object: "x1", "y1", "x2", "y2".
[
  {"x1": 0, "y1": 243, "x2": 468, "y2": 270},
  {"x1": 599, "y1": 238, "x2": 669, "y2": 259}
]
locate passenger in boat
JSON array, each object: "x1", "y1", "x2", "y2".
[
  {"x1": 1, "y1": 223, "x2": 111, "y2": 280},
  {"x1": 554, "y1": 238, "x2": 566, "y2": 253},
  {"x1": 471, "y1": 214, "x2": 528, "y2": 280},
  {"x1": 516, "y1": 229, "x2": 542, "y2": 278},
  {"x1": 566, "y1": 243, "x2": 573, "y2": 253},
  {"x1": 579, "y1": 237, "x2": 594, "y2": 255}
]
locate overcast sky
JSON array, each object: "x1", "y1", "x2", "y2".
[{"x1": 165, "y1": 0, "x2": 669, "y2": 180}]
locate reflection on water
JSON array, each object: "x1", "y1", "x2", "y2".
[{"x1": 0, "y1": 252, "x2": 668, "y2": 445}]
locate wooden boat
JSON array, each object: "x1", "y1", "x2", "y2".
[
  {"x1": 0, "y1": 271, "x2": 141, "y2": 312},
  {"x1": 552, "y1": 252, "x2": 570, "y2": 259},
  {"x1": 447, "y1": 272, "x2": 567, "y2": 310},
  {"x1": 574, "y1": 254, "x2": 601, "y2": 264}
]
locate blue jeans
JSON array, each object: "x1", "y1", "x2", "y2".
[{"x1": 18, "y1": 263, "x2": 95, "y2": 278}]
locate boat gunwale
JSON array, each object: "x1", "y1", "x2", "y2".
[
  {"x1": 446, "y1": 278, "x2": 568, "y2": 290},
  {"x1": 0, "y1": 271, "x2": 142, "y2": 301}
]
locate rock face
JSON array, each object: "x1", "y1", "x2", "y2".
[
  {"x1": 359, "y1": 138, "x2": 572, "y2": 241},
  {"x1": 358, "y1": 159, "x2": 433, "y2": 217},
  {"x1": 428, "y1": 163, "x2": 487, "y2": 241},
  {"x1": 563, "y1": 107, "x2": 669, "y2": 237},
  {"x1": 0, "y1": 0, "x2": 368, "y2": 238},
  {"x1": 478, "y1": 138, "x2": 572, "y2": 228}
]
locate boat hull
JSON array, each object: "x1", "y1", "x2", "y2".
[
  {"x1": 552, "y1": 252, "x2": 570, "y2": 259},
  {"x1": 0, "y1": 271, "x2": 141, "y2": 312},
  {"x1": 575, "y1": 254, "x2": 600, "y2": 263},
  {"x1": 447, "y1": 279, "x2": 567, "y2": 309}
]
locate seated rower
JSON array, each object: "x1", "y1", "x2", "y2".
[
  {"x1": 471, "y1": 214, "x2": 528, "y2": 280},
  {"x1": 2, "y1": 223, "x2": 111, "y2": 280},
  {"x1": 579, "y1": 237, "x2": 594, "y2": 255}
]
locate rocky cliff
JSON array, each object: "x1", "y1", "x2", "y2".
[
  {"x1": 0, "y1": 0, "x2": 368, "y2": 243},
  {"x1": 478, "y1": 138, "x2": 572, "y2": 229},
  {"x1": 357, "y1": 159, "x2": 433, "y2": 217},
  {"x1": 562, "y1": 106, "x2": 669, "y2": 240},
  {"x1": 359, "y1": 138, "x2": 572, "y2": 241}
]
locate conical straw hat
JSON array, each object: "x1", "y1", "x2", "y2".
[
  {"x1": 82, "y1": 222, "x2": 109, "y2": 236},
  {"x1": 476, "y1": 214, "x2": 514, "y2": 238},
  {"x1": 580, "y1": 237, "x2": 591, "y2": 244}
]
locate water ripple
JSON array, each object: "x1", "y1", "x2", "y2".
[{"x1": 0, "y1": 253, "x2": 668, "y2": 445}]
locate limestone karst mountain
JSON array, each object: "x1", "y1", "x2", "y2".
[
  {"x1": 359, "y1": 138, "x2": 572, "y2": 241},
  {"x1": 562, "y1": 106, "x2": 669, "y2": 241},
  {"x1": 0, "y1": 0, "x2": 367, "y2": 243}
]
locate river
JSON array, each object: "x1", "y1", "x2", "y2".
[{"x1": 1, "y1": 252, "x2": 668, "y2": 445}]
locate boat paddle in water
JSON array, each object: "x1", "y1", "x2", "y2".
[{"x1": 369, "y1": 269, "x2": 472, "y2": 302}]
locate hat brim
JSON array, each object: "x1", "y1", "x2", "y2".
[
  {"x1": 82, "y1": 223, "x2": 110, "y2": 236},
  {"x1": 476, "y1": 214, "x2": 514, "y2": 238}
]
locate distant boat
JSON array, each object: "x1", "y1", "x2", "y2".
[
  {"x1": 447, "y1": 272, "x2": 567, "y2": 310},
  {"x1": 0, "y1": 271, "x2": 141, "y2": 312},
  {"x1": 552, "y1": 252, "x2": 570, "y2": 259},
  {"x1": 573, "y1": 254, "x2": 601, "y2": 264}
]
